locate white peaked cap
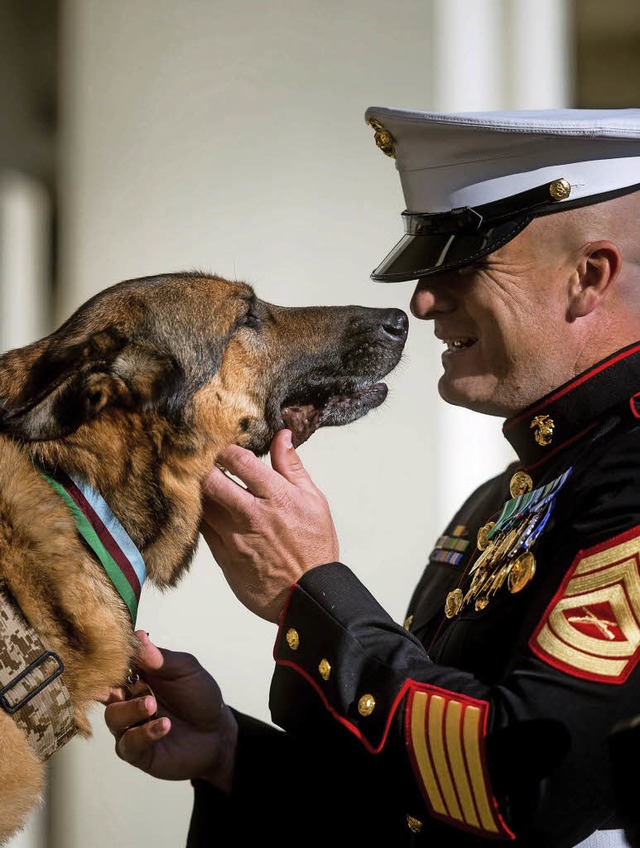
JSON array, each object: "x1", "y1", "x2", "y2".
[{"x1": 364, "y1": 106, "x2": 640, "y2": 282}]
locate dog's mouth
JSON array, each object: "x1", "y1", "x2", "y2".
[{"x1": 280, "y1": 380, "x2": 389, "y2": 448}]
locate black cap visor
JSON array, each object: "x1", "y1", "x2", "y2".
[
  {"x1": 371, "y1": 180, "x2": 640, "y2": 283},
  {"x1": 370, "y1": 215, "x2": 531, "y2": 282}
]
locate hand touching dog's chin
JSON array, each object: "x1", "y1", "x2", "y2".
[
  {"x1": 237, "y1": 408, "x2": 325, "y2": 455},
  {"x1": 237, "y1": 403, "x2": 329, "y2": 455}
]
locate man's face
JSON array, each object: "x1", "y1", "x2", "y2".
[{"x1": 410, "y1": 216, "x2": 582, "y2": 417}]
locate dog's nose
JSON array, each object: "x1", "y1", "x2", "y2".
[{"x1": 381, "y1": 308, "x2": 409, "y2": 341}]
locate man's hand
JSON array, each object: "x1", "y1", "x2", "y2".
[
  {"x1": 103, "y1": 631, "x2": 237, "y2": 792},
  {"x1": 201, "y1": 428, "x2": 339, "y2": 623}
]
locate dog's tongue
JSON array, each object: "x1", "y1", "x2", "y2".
[{"x1": 281, "y1": 404, "x2": 322, "y2": 447}]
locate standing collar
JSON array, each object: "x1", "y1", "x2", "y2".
[{"x1": 503, "y1": 342, "x2": 640, "y2": 471}]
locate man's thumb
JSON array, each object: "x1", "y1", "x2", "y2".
[{"x1": 270, "y1": 428, "x2": 309, "y2": 483}]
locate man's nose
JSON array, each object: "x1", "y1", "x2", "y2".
[{"x1": 410, "y1": 280, "x2": 455, "y2": 319}]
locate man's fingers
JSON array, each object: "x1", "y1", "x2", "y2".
[
  {"x1": 133, "y1": 630, "x2": 166, "y2": 673},
  {"x1": 117, "y1": 717, "x2": 171, "y2": 764},
  {"x1": 100, "y1": 686, "x2": 126, "y2": 706},
  {"x1": 269, "y1": 429, "x2": 312, "y2": 486},
  {"x1": 202, "y1": 463, "x2": 256, "y2": 512},
  {"x1": 208, "y1": 433, "x2": 311, "y2": 508},
  {"x1": 104, "y1": 693, "x2": 157, "y2": 736},
  {"x1": 212, "y1": 444, "x2": 286, "y2": 501},
  {"x1": 131, "y1": 632, "x2": 206, "y2": 688},
  {"x1": 105, "y1": 691, "x2": 169, "y2": 767}
]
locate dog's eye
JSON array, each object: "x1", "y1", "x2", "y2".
[{"x1": 237, "y1": 308, "x2": 261, "y2": 330}]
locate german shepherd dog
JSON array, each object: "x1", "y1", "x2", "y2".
[{"x1": 0, "y1": 271, "x2": 408, "y2": 841}]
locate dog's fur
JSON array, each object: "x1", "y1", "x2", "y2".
[{"x1": 0, "y1": 271, "x2": 407, "y2": 841}]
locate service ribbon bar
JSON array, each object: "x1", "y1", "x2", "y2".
[{"x1": 489, "y1": 467, "x2": 573, "y2": 540}]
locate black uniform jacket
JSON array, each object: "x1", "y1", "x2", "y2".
[{"x1": 188, "y1": 343, "x2": 640, "y2": 847}]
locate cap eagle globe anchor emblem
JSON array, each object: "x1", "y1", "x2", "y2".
[{"x1": 366, "y1": 117, "x2": 396, "y2": 158}]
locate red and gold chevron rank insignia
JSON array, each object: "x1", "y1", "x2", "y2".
[
  {"x1": 530, "y1": 526, "x2": 640, "y2": 683},
  {"x1": 405, "y1": 682, "x2": 515, "y2": 840}
]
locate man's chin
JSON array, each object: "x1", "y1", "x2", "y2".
[{"x1": 437, "y1": 378, "x2": 507, "y2": 418}]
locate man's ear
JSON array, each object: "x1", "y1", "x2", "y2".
[
  {"x1": 568, "y1": 241, "x2": 623, "y2": 319},
  {"x1": 0, "y1": 328, "x2": 183, "y2": 441}
]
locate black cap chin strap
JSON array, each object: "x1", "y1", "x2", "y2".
[{"x1": 403, "y1": 179, "x2": 640, "y2": 237}]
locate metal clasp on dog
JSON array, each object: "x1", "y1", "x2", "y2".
[
  {"x1": 0, "y1": 650, "x2": 65, "y2": 714},
  {"x1": 124, "y1": 667, "x2": 158, "y2": 727}
]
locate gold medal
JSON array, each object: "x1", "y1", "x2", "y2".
[
  {"x1": 508, "y1": 551, "x2": 536, "y2": 593},
  {"x1": 475, "y1": 596, "x2": 489, "y2": 611},
  {"x1": 493, "y1": 526, "x2": 520, "y2": 562},
  {"x1": 510, "y1": 471, "x2": 533, "y2": 498},
  {"x1": 444, "y1": 588, "x2": 463, "y2": 618},
  {"x1": 477, "y1": 521, "x2": 496, "y2": 551},
  {"x1": 487, "y1": 561, "x2": 511, "y2": 596}
]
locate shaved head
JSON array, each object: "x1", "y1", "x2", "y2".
[
  {"x1": 541, "y1": 190, "x2": 640, "y2": 339},
  {"x1": 556, "y1": 190, "x2": 640, "y2": 266}
]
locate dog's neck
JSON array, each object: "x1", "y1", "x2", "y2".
[
  {"x1": 38, "y1": 466, "x2": 146, "y2": 623},
  {"x1": 28, "y1": 412, "x2": 219, "y2": 589}
]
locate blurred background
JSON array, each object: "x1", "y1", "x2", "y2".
[{"x1": 1, "y1": 1, "x2": 639, "y2": 845}]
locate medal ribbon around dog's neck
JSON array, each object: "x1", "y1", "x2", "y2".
[{"x1": 39, "y1": 469, "x2": 146, "y2": 623}]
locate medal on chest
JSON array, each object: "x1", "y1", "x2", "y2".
[{"x1": 445, "y1": 467, "x2": 572, "y2": 618}]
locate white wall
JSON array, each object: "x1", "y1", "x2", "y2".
[{"x1": 49, "y1": 1, "x2": 569, "y2": 845}]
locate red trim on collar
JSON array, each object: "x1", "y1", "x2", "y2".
[
  {"x1": 505, "y1": 342, "x2": 640, "y2": 431},
  {"x1": 521, "y1": 422, "x2": 598, "y2": 472}
]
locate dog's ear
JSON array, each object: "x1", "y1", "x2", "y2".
[{"x1": 0, "y1": 328, "x2": 183, "y2": 441}]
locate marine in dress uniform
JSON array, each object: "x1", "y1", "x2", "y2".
[{"x1": 189, "y1": 108, "x2": 640, "y2": 846}]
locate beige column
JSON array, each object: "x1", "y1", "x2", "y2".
[
  {"x1": 506, "y1": 0, "x2": 573, "y2": 108},
  {"x1": 428, "y1": 0, "x2": 572, "y2": 531},
  {"x1": 0, "y1": 170, "x2": 51, "y2": 848}
]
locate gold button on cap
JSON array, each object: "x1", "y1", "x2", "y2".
[
  {"x1": 358, "y1": 693, "x2": 376, "y2": 716},
  {"x1": 285, "y1": 628, "x2": 299, "y2": 650},
  {"x1": 318, "y1": 658, "x2": 331, "y2": 681},
  {"x1": 549, "y1": 177, "x2": 571, "y2": 200}
]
